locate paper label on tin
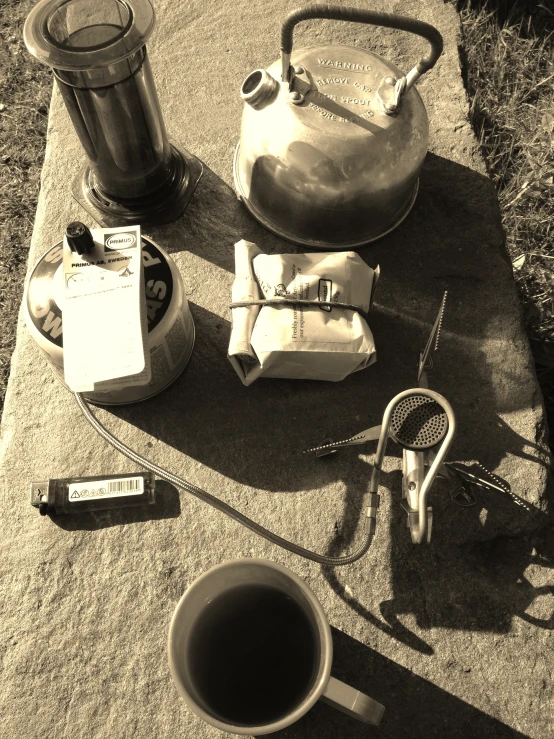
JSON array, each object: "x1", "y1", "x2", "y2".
[
  {"x1": 68, "y1": 476, "x2": 144, "y2": 502},
  {"x1": 62, "y1": 225, "x2": 151, "y2": 392}
]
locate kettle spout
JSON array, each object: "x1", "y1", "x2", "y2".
[{"x1": 241, "y1": 69, "x2": 279, "y2": 111}]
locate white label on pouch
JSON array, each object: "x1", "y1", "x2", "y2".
[
  {"x1": 62, "y1": 225, "x2": 150, "y2": 392},
  {"x1": 68, "y1": 476, "x2": 145, "y2": 502}
]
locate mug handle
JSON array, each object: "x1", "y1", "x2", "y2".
[{"x1": 320, "y1": 675, "x2": 385, "y2": 726}]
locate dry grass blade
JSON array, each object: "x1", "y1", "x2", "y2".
[
  {"x1": 0, "y1": 0, "x2": 50, "y2": 412},
  {"x1": 458, "y1": 0, "x2": 554, "y2": 431}
]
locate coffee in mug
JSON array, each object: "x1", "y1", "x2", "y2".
[
  {"x1": 168, "y1": 559, "x2": 384, "y2": 736},
  {"x1": 187, "y1": 583, "x2": 318, "y2": 725}
]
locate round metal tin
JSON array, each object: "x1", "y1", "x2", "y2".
[{"x1": 24, "y1": 235, "x2": 194, "y2": 405}]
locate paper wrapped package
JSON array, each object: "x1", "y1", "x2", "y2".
[{"x1": 228, "y1": 240, "x2": 379, "y2": 385}]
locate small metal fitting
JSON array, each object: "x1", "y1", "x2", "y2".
[
  {"x1": 366, "y1": 492, "x2": 380, "y2": 519},
  {"x1": 241, "y1": 69, "x2": 279, "y2": 111},
  {"x1": 287, "y1": 64, "x2": 312, "y2": 104},
  {"x1": 289, "y1": 90, "x2": 305, "y2": 104},
  {"x1": 377, "y1": 75, "x2": 405, "y2": 116}
]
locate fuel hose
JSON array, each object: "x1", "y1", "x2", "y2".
[{"x1": 75, "y1": 392, "x2": 377, "y2": 566}]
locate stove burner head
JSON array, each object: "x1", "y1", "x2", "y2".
[{"x1": 390, "y1": 394, "x2": 448, "y2": 450}]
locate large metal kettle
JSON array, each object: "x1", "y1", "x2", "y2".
[{"x1": 234, "y1": 5, "x2": 443, "y2": 249}]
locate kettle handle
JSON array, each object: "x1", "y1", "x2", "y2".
[{"x1": 280, "y1": 4, "x2": 443, "y2": 93}]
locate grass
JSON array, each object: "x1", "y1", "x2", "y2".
[
  {"x1": 456, "y1": 0, "x2": 554, "y2": 424},
  {"x1": 0, "y1": 0, "x2": 552, "y2": 439},
  {"x1": 0, "y1": 0, "x2": 50, "y2": 410}
]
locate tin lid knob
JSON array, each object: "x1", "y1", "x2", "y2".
[{"x1": 65, "y1": 221, "x2": 95, "y2": 255}]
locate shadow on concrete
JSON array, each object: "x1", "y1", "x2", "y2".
[
  {"x1": 103, "y1": 152, "x2": 551, "y2": 650},
  {"x1": 50, "y1": 481, "x2": 181, "y2": 531},
  {"x1": 115, "y1": 300, "x2": 549, "y2": 494},
  {"x1": 321, "y1": 465, "x2": 554, "y2": 651},
  {"x1": 322, "y1": 466, "x2": 436, "y2": 656},
  {"x1": 272, "y1": 627, "x2": 529, "y2": 739}
]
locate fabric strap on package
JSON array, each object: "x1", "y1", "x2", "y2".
[
  {"x1": 62, "y1": 225, "x2": 150, "y2": 393},
  {"x1": 228, "y1": 240, "x2": 379, "y2": 385}
]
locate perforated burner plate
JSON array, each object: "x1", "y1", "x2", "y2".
[{"x1": 390, "y1": 395, "x2": 448, "y2": 450}]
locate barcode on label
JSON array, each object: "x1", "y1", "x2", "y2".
[
  {"x1": 108, "y1": 478, "x2": 141, "y2": 493},
  {"x1": 68, "y1": 475, "x2": 145, "y2": 502}
]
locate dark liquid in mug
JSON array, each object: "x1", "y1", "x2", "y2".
[{"x1": 186, "y1": 584, "x2": 319, "y2": 726}]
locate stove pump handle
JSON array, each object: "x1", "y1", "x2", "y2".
[{"x1": 280, "y1": 4, "x2": 444, "y2": 94}]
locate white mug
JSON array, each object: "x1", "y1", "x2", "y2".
[{"x1": 168, "y1": 559, "x2": 385, "y2": 735}]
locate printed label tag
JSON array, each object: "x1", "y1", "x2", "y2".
[
  {"x1": 68, "y1": 476, "x2": 145, "y2": 502},
  {"x1": 62, "y1": 225, "x2": 151, "y2": 392}
]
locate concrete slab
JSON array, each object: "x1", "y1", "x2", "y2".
[{"x1": 1, "y1": 1, "x2": 552, "y2": 738}]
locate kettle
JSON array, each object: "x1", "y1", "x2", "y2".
[{"x1": 234, "y1": 5, "x2": 443, "y2": 249}]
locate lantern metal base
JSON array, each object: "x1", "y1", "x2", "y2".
[{"x1": 72, "y1": 143, "x2": 203, "y2": 228}]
